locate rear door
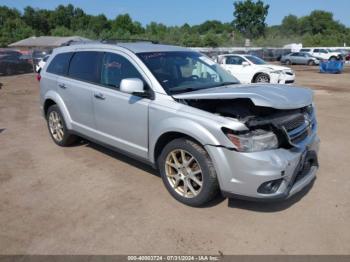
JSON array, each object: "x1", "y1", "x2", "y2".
[
  {"x1": 56, "y1": 51, "x2": 103, "y2": 134},
  {"x1": 91, "y1": 52, "x2": 150, "y2": 159}
]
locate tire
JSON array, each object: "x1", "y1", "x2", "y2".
[
  {"x1": 46, "y1": 104, "x2": 78, "y2": 146},
  {"x1": 158, "y1": 138, "x2": 219, "y2": 207},
  {"x1": 254, "y1": 73, "x2": 270, "y2": 83},
  {"x1": 285, "y1": 60, "x2": 292, "y2": 65},
  {"x1": 329, "y1": 56, "x2": 337, "y2": 61},
  {"x1": 307, "y1": 60, "x2": 315, "y2": 66},
  {"x1": 5, "y1": 67, "x2": 14, "y2": 75}
]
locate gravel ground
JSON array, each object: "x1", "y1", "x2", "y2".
[{"x1": 0, "y1": 65, "x2": 349, "y2": 255}]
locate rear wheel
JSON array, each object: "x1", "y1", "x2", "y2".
[
  {"x1": 254, "y1": 73, "x2": 270, "y2": 83},
  {"x1": 158, "y1": 138, "x2": 219, "y2": 207},
  {"x1": 329, "y1": 56, "x2": 337, "y2": 61},
  {"x1": 285, "y1": 59, "x2": 292, "y2": 65},
  {"x1": 308, "y1": 60, "x2": 315, "y2": 66},
  {"x1": 5, "y1": 67, "x2": 14, "y2": 75},
  {"x1": 46, "y1": 105, "x2": 78, "y2": 146}
]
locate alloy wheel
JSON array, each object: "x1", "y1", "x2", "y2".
[
  {"x1": 256, "y1": 74, "x2": 270, "y2": 83},
  {"x1": 48, "y1": 111, "x2": 64, "y2": 142},
  {"x1": 165, "y1": 149, "x2": 203, "y2": 198}
]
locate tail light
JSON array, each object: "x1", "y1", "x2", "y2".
[{"x1": 36, "y1": 73, "x2": 41, "y2": 82}]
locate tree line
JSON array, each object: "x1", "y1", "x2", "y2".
[{"x1": 0, "y1": 0, "x2": 349, "y2": 48}]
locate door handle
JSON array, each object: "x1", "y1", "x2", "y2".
[
  {"x1": 58, "y1": 83, "x2": 66, "y2": 89},
  {"x1": 94, "y1": 93, "x2": 105, "y2": 100}
]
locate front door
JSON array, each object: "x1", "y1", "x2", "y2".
[
  {"x1": 223, "y1": 56, "x2": 252, "y2": 83},
  {"x1": 92, "y1": 52, "x2": 150, "y2": 159}
]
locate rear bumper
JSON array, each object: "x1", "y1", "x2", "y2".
[{"x1": 205, "y1": 135, "x2": 320, "y2": 202}]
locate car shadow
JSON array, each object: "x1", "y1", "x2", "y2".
[
  {"x1": 80, "y1": 139, "x2": 158, "y2": 177},
  {"x1": 75, "y1": 139, "x2": 314, "y2": 211},
  {"x1": 227, "y1": 180, "x2": 315, "y2": 212}
]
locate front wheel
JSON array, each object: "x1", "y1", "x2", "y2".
[
  {"x1": 158, "y1": 138, "x2": 219, "y2": 207},
  {"x1": 254, "y1": 73, "x2": 270, "y2": 83}
]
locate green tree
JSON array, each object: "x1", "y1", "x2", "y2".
[
  {"x1": 232, "y1": 0, "x2": 269, "y2": 38},
  {"x1": 280, "y1": 15, "x2": 299, "y2": 35},
  {"x1": 0, "y1": 18, "x2": 34, "y2": 46},
  {"x1": 50, "y1": 26, "x2": 73, "y2": 36},
  {"x1": 88, "y1": 14, "x2": 110, "y2": 35}
]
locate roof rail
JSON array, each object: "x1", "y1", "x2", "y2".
[
  {"x1": 60, "y1": 39, "x2": 96, "y2": 46},
  {"x1": 101, "y1": 38, "x2": 159, "y2": 44}
]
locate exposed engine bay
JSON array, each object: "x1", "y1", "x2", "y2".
[{"x1": 179, "y1": 98, "x2": 315, "y2": 148}]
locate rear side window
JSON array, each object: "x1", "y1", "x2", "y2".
[
  {"x1": 68, "y1": 51, "x2": 103, "y2": 83},
  {"x1": 100, "y1": 52, "x2": 143, "y2": 88},
  {"x1": 47, "y1": 52, "x2": 73, "y2": 75}
]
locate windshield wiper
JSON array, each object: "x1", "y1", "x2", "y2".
[
  {"x1": 219, "y1": 82, "x2": 238, "y2": 86},
  {"x1": 170, "y1": 87, "x2": 197, "y2": 95}
]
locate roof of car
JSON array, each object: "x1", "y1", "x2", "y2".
[
  {"x1": 56, "y1": 41, "x2": 191, "y2": 54},
  {"x1": 116, "y1": 42, "x2": 190, "y2": 53}
]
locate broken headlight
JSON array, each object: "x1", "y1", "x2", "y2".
[{"x1": 223, "y1": 129, "x2": 278, "y2": 152}]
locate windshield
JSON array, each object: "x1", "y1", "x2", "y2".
[
  {"x1": 244, "y1": 55, "x2": 266, "y2": 65},
  {"x1": 137, "y1": 51, "x2": 239, "y2": 95}
]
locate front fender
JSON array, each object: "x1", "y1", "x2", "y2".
[
  {"x1": 149, "y1": 117, "x2": 222, "y2": 163},
  {"x1": 43, "y1": 90, "x2": 73, "y2": 130}
]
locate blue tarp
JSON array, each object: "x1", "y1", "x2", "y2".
[{"x1": 320, "y1": 61, "x2": 344, "y2": 74}]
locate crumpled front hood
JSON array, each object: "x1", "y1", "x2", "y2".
[{"x1": 173, "y1": 84, "x2": 313, "y2": 110}]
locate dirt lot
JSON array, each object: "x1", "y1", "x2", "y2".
[{"x1": 0, "y1": 65, "x2": 350, "y2": 255}]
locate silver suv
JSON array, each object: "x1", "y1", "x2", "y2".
[{"x1": 39, "y1": 42, "x2": 320, "y2": 206}]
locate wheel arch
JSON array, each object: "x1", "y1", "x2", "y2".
[
  {"x1": 153, "y1": 131, "x2": 204, "y2": 168},
  {"x1": 149, "y1": 117, "x2": 222, "y2": 165},
  {"x1": 43, "y1": 91, "x2": 73, "y2": 129}
]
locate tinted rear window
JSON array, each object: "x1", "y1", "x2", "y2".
[
  {"x1": 47, "y1": 52, "x2": 73, "y2": 75},
  {"x1": 68, "y1": 51, "x2": 102, "y2": 83}
]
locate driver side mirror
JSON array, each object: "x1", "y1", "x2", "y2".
[
  {"x1": 242, "y1": 61, "x2": 250, "y2": 66},
  {"x1": 120, "y1": 78, "x2": 149, "y2": 98}
]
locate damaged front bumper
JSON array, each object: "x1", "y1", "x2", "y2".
[
  {"x1": 270, "y1": 71, "x2": 295, "y2": 85},
  {"x1": 205, "y1": 134, "x2": 320, "y2": 201}
]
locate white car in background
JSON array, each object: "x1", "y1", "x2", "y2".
[
  {"x1": 35, "y1": 55, "x2": 50, "y2": 73},
  {"x1": 217, "y1": 54, "x2": 295, "y2": 84},
  {"x1": 299, "y1": 48, "x2": 342, "y2": 61}
]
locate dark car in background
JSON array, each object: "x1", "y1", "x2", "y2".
[{"x1": 0, "y1": 50, "x2": 33, "y2": 75}]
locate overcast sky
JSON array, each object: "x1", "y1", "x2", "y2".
[{"x1": 2, "y1": 0, "x2": 349, "y2": 26}]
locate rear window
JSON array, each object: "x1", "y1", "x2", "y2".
[
  {"x1": 300, "y1": 49, "x2": 310, "y2": 52},
  {"x1": 68, "y1": 51, "x2": 102, "y2": 83},
  {"x1": 47, "y1": 52, "x2": 73, "y2": 75}
]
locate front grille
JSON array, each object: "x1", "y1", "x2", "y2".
[
  {"x1": 281, "y1": 114, "x2": 305, "y2": 131},
  {"x1": 285, "y1": 80, "x2": 295, "y2": 84},
  {"x1": 281, "y1": 112, "x2": 315, "y2": 146}
]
